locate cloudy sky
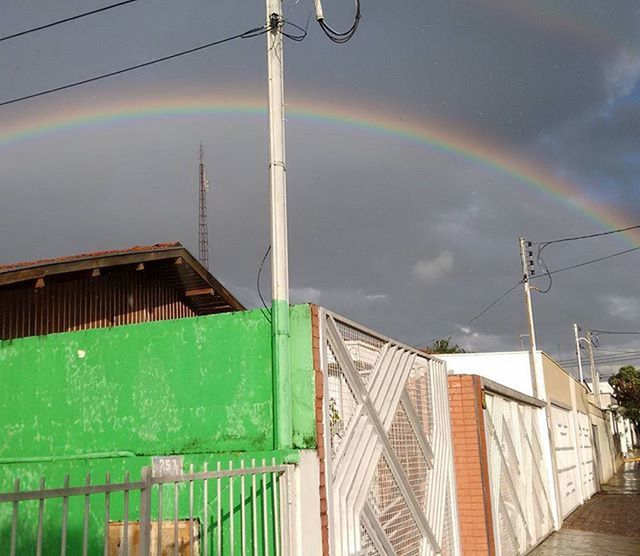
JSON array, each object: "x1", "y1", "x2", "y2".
[{"x1": 1, "y1": 0, "x2": 640, "y2": 375}]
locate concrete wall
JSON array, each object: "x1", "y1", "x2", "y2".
[
  {"x1": 439, "y1": 351, "x2": 536, "y2": 397},
  {"x1": 0, "y1": 305, "x2": 320, "y2": 554},
  {"x1": 0, "y1": 305, "x2": 316, "y2": 462}
]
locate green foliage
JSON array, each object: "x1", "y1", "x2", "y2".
[
  {"x1": 609, "y1": 365, "x2": 640, "y2": 425},
  {"x1": 425, "y1": 337, "x2": 466, "y2": 354}
]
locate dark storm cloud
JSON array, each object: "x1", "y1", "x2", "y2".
[{"x1": 1, "y1": 1, "x2": 640, "y2": 364}]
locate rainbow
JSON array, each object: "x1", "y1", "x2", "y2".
[{"x1": 1, "y1": 91, "x2": 638, "y2": 246}]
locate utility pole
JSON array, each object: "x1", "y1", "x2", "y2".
[
  {"x1": 266, "y1": 0, "x2": 292, "y2": 449},
  {"x1": 573, "y1": 323, "x2": 585, "y2": 384},
  {"x1": 198, "y1": 143, "x2": 209, "y2": 270},
  {"x1": 519, "y1": 237, "x2": 539, "y2": 397}
]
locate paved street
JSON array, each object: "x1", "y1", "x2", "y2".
[{"x1": 530, "y1": 462, "x2": 640, "y2": 555}]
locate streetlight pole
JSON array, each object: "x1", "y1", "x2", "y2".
[
  {"x1": 266, "y1": 0, "x2": 292, "y2": 449},
  {"x1": 573, "y1": 323, "x2": 585, "y2": 384}
]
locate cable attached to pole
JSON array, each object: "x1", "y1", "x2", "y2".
[{"x1": 314, "y1": 0, "x2": 361, "y2": 43}]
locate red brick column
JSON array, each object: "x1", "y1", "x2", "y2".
[
  {"x1": 448, "y1": 375, "x2": 495, "y2": 555},
  {"x1": 310, "y1": 304, "x2": 330, "y2": 555}
]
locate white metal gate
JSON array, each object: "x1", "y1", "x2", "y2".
[
  {"x1": 320, "y1": 310, "x2": 460, "y2": 556},
  {"x1": 577, "y1": 412, "x2": 597, "y2": 498},
  {"x1": 484, "y1": 393, "x2": 554, "y2": 555},
  {"x1": 550, "y1": 405, "x2": 581, "y2": 517}
]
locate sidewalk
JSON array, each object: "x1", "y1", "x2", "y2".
[{"x1": 530, "y1": 462, "x2": 640, "y2": 555}]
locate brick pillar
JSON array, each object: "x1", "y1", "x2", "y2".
[
  {"x1": 310, "y1": 304, "x2": 330, "y2": 555},
  {"x1": 448, "y1": 375, "x2": 495, "y2": 555}
]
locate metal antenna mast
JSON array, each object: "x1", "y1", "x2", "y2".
[{"x1": 198, "y1": 143, "x2": 210, "y2": 270}]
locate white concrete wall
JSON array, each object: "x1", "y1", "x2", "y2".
[{"x1": 439, "y1": 351, "x2": 536, "y2": 396}]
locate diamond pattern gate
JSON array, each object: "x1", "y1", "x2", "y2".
[
  {"x1": 484, "y1": 393, "x2": 554, "y2": 555},
  {"x1": 319, "y1": 310, "x2": 460, "y2": 556}
]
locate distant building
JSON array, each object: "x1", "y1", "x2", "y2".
[{"x1": 0, "y1": 242, "x2": 243, "y2": 340}]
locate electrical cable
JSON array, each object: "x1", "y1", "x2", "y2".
[
  {"x1": 531, "y1": 245, "x2": 640, "y2": 281},
  {"x1": 590, "y1": 330, "x2": 640, "y2": 336},
  {"x1": 317, "y1": 0, "x2": 361, "y2": 44},
  {"x1": 420, "y1": 242, "x2": 640, "y2": 348},
  {"x1": 0, "y1": 0, "x2": 141, "y2": 43},
  {"x1": 534, "y1": 223, "x2": 640, "y2": 245},
  {"x1": 417, "y1": 280, "x2": 522, "y2": 347},
  {"x1": 257, "y1": 245, "x2": 272, "y2": 323},
  {"x1": 0, "y1": 23, "x2": 269, "y2": 108},
  {"x1": 282, "y1": 16, "x2": 311, "y2": 42}
]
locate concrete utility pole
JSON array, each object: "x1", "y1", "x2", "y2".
[
  {"x1": 573, "y1": 323, "x2": 585, "y2": 384},
  {"x1": 519, "y1": 237, "x2": 539, "y2": 397},
  {"x1": 266, "y1": 0, "x2": 292, "y2": 449}
]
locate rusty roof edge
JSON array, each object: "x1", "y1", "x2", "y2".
[
  {"x1": 0, "y1": 243, "x2": 182, "y2": 275},
  {"x1": 0, "y1": 242, "x2": 245, "y2": 311},
  {"x1": 178, "y1": 249, "x2": 245, "y2": 311}
]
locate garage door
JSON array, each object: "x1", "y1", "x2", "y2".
[
  {"x1": 577, "y1": 412, "x2": 597, "y2": 498},
  {"x1": 551, "y1": 405, "x2": 581, "y2": 517}
]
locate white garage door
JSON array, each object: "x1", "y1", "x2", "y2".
[
  {"x1": 551, "y1": 405, "x2": 581, "y2": 517},
  {"x1": 577, "y1": 412, "x2": 597, "y2": 498}
]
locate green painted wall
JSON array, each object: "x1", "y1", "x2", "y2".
[
  {"x1": 0, "y1": 305, "x2": 316, "y2": 460},
  {"x1": 0, "y1": 305, "x2": 316, "y2": 553}
]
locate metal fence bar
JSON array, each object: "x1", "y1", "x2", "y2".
[
  {"x1": 61, "y1": 474, "x2": 69, "y2": 556},
  {"x1": 217, "y1": 461, "x2": 222, "y2": 556},
  {"x1": 82, "y1": 474, "x2": 90, "y2": 556},
  {"x1": 252, "y1": 458, "x2": 258, "y2": 556},
  {"x1": 230, "y1": 461, "x2": 235, "y2": 556},
  {"x1": 157, "y1": 482, "x2": 163, "y2": 554},
  {"x1": 139, "y1": 467, "x2": 152, "y2": 556},
  {"x1": 241, "y1": 460, "x2": 247, "y2": 556},
  {"x1": 10, "y1": 478, "x2": 19, "y2": 556},
  {"x1": 189, "y1": 463, "x2": 194, "y2": 556},
  {"x1": 272, "y1": 457, "x2": 280, "y2": 556},
  {"x1": 173, "y1": 480, "x2": 179, "y2": 556},
  {"x1": 262, "y1": 459, "x2": 269, "y2": 556},
  {"x1": 123, "y1": 471, "x2": 130, "y2": 556},
  {"x1": 0, "y1": 481, "x2": 147, "y2": 503},
  {"x1": 104, "y1": 473, "x2": 110, "y2": 556},
  {"x1": 203, "y1": 462, "x2": 209, "y2": 556},
  {"x1": 36, "y1": 477, "x2": 45, "y2": 556}
]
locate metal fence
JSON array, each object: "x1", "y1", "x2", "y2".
[
  {"x1": 0, "y1": 458, "x2": 292, "y2": 555},
  {"x1": 484, "y1": 393, "x2": 554, "y2": 555},
  {"x1": 319, "y1": 309, "x2": 460, "y2": 555}
]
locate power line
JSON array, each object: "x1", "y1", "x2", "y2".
[
  {"x1": 421, "y1": 242, "x2": 640, "y2": 347},
  {"x1": 591, "y1": 330, "x2": 640, "y2": 336},
  {"x1": 0, "y1": 24, "x2": 269, "y2": 108},
  {"x1": 531, "y1": 245, "x2": 640, "y2": 281},
  {"x1": 417, "y1": 280, "x2": 522, "y2": 346},
  {"x1": 0, "y1": 0, "x2": 141, "y2": 43},
  {"x1": 534, "y1": 223, "x2": 640, "y2": 246}
]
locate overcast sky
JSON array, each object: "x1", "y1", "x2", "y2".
[{"x1": 1, "y1": 0, "x2": 640, "y2": 376}]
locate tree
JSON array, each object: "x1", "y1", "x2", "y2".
[
  {"x1": 424, "y1": 337, "x2": 466, "y2": 354},
  {"x1": 608, "y1": 365, "x2": 640, "y2": 426}
]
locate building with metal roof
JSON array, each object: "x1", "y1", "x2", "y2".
[{"x1": 0, "y1": 242, "x2": 243, "y2": 340}]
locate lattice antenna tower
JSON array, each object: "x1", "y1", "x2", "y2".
[{"x1": 198, "y1": 143, "x2": 210, "y2": 270}]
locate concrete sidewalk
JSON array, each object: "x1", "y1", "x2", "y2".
[{"x1": 530, "y1": 462, "x2": 640, "y2": 555}]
